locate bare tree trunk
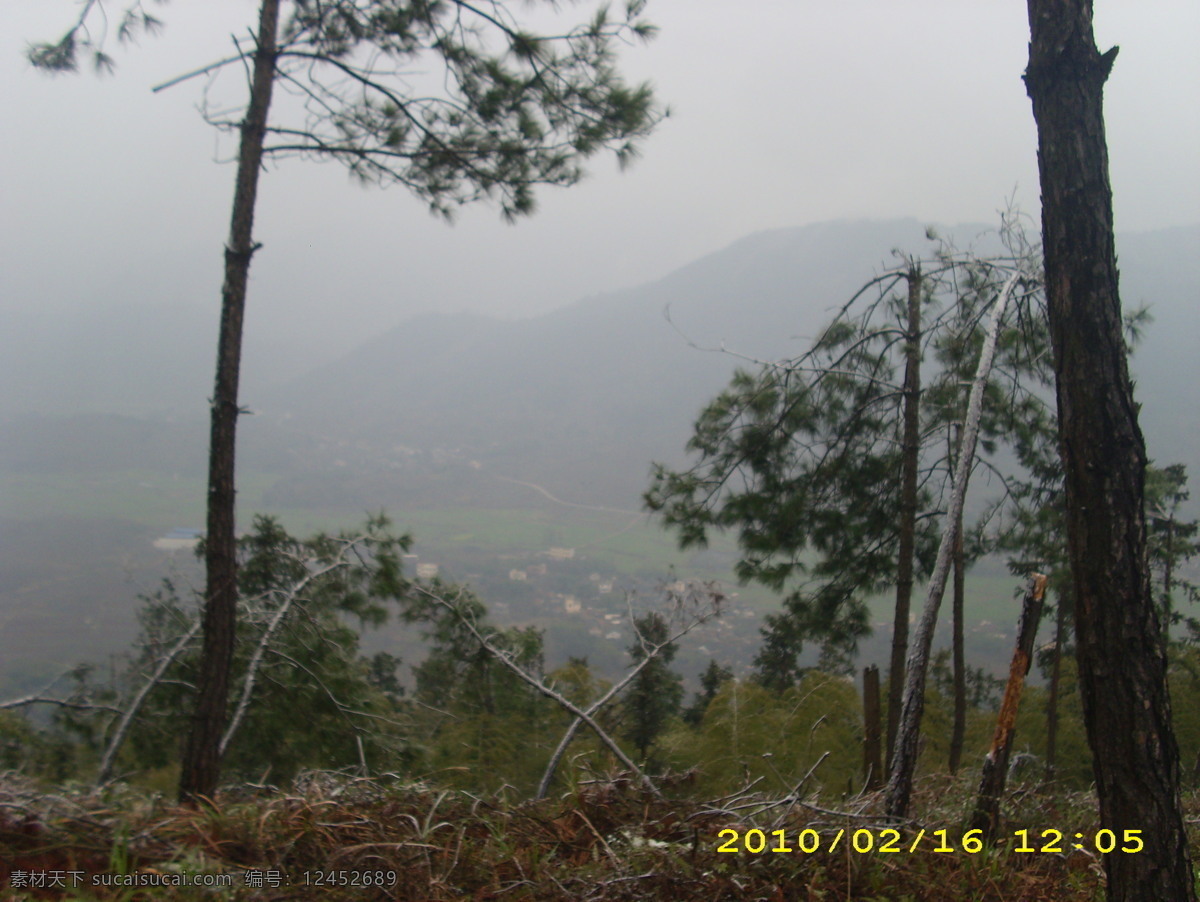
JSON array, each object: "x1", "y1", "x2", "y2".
[
  {"x1": 1043, "y1": 590, "x2": 1067, "y2": 785},
  {"x1": 862, "y1": 664, "x2": 883, "y2": 791},
  {"x1": 887, "y1": 268, "x2": 922, "y2": 774},
  {"x1": 179, "y1": 0, "x2": 281, "y2": 805},
  {"x1": 943, "y1": 420, "x2": 967, "y2": 776},
  {"x1": 948, "y1": 516, "x2": 967, "y2": 774},
  {"x1": 970, "y1": 573, "x2": 1046, "y2": 841},
  {"x1": 1024, "y1": 2, "x2": 1194, "y2": 897},
  {"x1": 885, "y1": 268, "x2": 1020, "y2": 818}
]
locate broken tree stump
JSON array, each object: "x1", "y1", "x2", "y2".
[
  {"x1": 970, "y1": 572, "x2": 1048, "y2": 841},
  {"x1": 862, "y1": 664, "x2": 883, "y2": 791}
]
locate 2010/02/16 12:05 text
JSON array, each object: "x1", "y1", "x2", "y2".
[{"x1": 715, "y1": 827, "x2": 1145, "y2": 855}]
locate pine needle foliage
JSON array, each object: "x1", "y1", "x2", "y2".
[
  {"x1": 39, "y1": 515, "x2": 418, "y2": 788},
  {"x1": 646, "y1": 221, "x2": 1050, "y2": 691},
  {"x1": 29, "y1": 0, "x2": 664, "y2": 220}
]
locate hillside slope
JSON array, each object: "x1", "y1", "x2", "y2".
[{"x1": 260, "y1": 219, "x2": 1199, "y2": 508}]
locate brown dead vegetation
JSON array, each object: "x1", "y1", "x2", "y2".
[{"x1": 4, "y1": 770, "x2": 1189, "y2": 901}]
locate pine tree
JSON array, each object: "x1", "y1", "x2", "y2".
[
  {"x1": 646, "y1": 314, "x2": 932, "y2": 690},
  {"x1": 30, "y1": 0, "x2": 663, "y2": 803},
  {"x1": 646, "y1": 229, "x2": 1045, "y2": 711},
  {"x1": 683, "y1": 659, "x2": 733, "y2": 726},
  {"x1": 1146, "y1": 464, "x2": 1200, "y2": 640},
  {"x1": 620, "y1": 612, "x2": 684, "y2": 762}
]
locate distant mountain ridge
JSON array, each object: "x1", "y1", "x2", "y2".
[
  {"x1": 4, "y1": 219, "x2": 1194, "y2": 510},
  {"x1": 258, "y1": 218, "x2": 1200, "y2": 509},
  {"x1": 4, "y1": 219, "x2": 1192, "y2": 698}
]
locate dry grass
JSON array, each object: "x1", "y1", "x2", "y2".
[{"x1": 3, "y1": 770, "x2": 1194, "y2": 901}]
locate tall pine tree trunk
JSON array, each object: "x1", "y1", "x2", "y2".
[
  {"x1": 1024, "y1": 1, "x2": 1194, "y2": 897},
  {"x1": 179, "y1": 0, "x2": 281, "y2": 804},
  {"x1": 887, "y1": 268, "x2": 922, "y2": 773}
]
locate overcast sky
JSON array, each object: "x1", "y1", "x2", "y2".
[{"x1": 4, "y1": 1, "x2": 1198, "y2": 365}]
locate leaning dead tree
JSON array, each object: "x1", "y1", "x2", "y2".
[
  {"x1": 219, "y1": 548, "x2": 365, "y2": 758},
  {"x1": 886, "y1": 262, "x2": 1031, "y2": 818},
  {"x1": 96, "y1": 618, "x2": 201, "y2": 786}
]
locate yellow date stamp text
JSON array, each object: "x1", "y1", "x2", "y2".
[{"x1": 715, "y1": 827, "x2": 1145, "y2": 855}]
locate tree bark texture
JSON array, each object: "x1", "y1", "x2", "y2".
[
  {"x1": 887, "y1": 268, "x2": 922, "y2": 774},
  {"x1": 1024, "y1": 2, "x2": 1194, "y2": 897},
  {"x1": 970, "y1": 573, "x2": 1046, "y2": 841},
  {"x1": 1161, "y1": 519, "x2": 1176, "y2": 642},
  {"x1": 179, "y1": 0, "x2": 281, "y2": 804}
]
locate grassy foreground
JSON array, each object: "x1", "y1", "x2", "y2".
[{"x1": 5, "y1": 770, "x2": 1184, "y2": 901}]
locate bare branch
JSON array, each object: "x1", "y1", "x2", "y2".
[
  {"x1": 219, "y1": 548, "x2": 358, "y2": 756},
  {"x1": 152, "y1": 54, "x2": 246, "y2": 94},
  {"x1": 536, "y1": 584, "x2": 721, "y2": 798},
  {"x1": 0, "y1": 696, "x2": 123, "y2": 716},
  {"x1": 97, "y1": 617, "x2": 201, "y2": 786}
]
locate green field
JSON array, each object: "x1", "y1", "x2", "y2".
[
  {"x1": 2, "y1": 469, "x2": 271, "y2": 531},
  {"x1": 1, "y1": 462, "x2": 1041, "y2": 701}
]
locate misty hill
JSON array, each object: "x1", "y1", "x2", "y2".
[
  {"x1": 1113, "y1": 225, "x2": 1200, "y2": 471},
  {"x1": 259, "y1": 219, "x2": 983, "y2": 507},
  {"x1": 4, "y1": 218, "x2": 1195, "y2": 512},
  {"x1": 1, "y1": 218, "x2": 1195, "y2": 693},
  {"x1": 259, "y1": 219, "x2": 1200, "y2": 510}
]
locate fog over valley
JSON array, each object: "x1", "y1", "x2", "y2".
[
  {"x1": 2, "y1": 219, "x2": 1197, "y2": 696},
  {"x1": 1, "y1": 6, "x2": 1199, "y2": 883}
]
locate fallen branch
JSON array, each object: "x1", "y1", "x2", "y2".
[
  {"x1": 1, "y1": 669, "x2": 123, "y2": 717},
  {"x1": 416, "y1": 585, "x2": 659, "y2": 796},
  {"x1": 537, "y1": 587, "x2": 720, "y2": 799},
  {"x1": 0, "y1": 696, "x2": 123, "y2": 715},
  {"x1": 416, "y1": 583, "x2": 721, "y2": 799}
]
